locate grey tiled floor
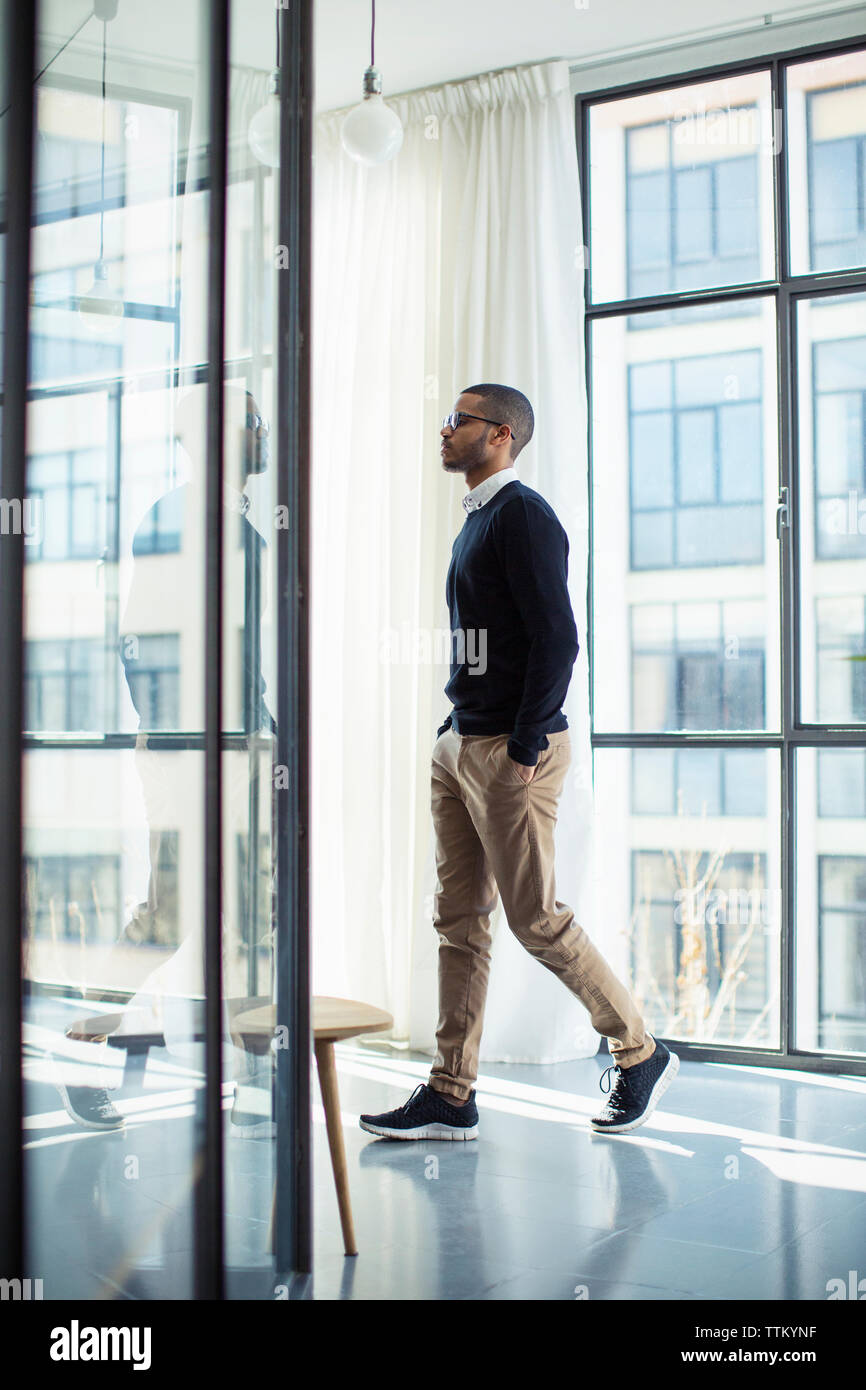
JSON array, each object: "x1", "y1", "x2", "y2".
[
  {"x1": 22, "y1": 994, "x2": 866, "y2": 1301},
  {"x1": 310, "y1": 1043, "x2": 866, "y2": 1301}
]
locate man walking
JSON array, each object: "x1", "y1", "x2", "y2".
[{"x1": 360, "y1": 384, "x2": 678, "y2": 1141}]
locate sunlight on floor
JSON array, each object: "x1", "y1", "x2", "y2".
[{"x1": 332, "y1": 1045, "x2": 866, "y2": 1179}]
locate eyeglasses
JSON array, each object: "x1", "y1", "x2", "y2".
[
  {"x1": 246, "y1": 411, "x2": 269, "y2": 435},
  {"x1": 441, "y1": 411, "x2": 511, "y2": 436}
]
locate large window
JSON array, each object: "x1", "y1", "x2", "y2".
[{"x1": 584, "y1": 42, "x2": 866, "y2": 1065}]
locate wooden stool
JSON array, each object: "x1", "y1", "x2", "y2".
[
  {"x1": 74, "y1": 996, "x2": 272, "y2": 1088},
  {"x1": 232, "y1": 995, "x2": 393, "y2": 1256}
]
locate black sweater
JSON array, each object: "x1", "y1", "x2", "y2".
[{"x1": 436, "y1": 479, "x2": 579, "y2": 766}]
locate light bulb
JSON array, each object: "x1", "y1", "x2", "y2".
[
  {"x1": 78, "y1": 258, "x2": 124, "y2": 334},
  {"x1": 341, "y1": 67, "x2": 403, "y2": 166},
  {"x1": 248, "y1": 70, "x2": 280, "y2": 168}
]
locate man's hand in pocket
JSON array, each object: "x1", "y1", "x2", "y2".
[{"x1": 511, "y1": 757, "x2": 537, "y2": 785}]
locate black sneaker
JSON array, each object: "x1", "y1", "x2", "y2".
[
  {"x1": 590, "y1": 1040, "x2": 679, "y2": 1134},
  {"x1": 359, "y1": 1083, "x2": 479, "y2": 1141},
  {"x1": 57, "y1": 1084, "x2": 125, "y2": 1131},
  {"x1": 230, "y1": 1080, "x2": 276, "y2": 1139}
]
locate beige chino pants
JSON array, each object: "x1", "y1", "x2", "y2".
[{"x1": 428, "y1": 727, "x2": 655, "y2": 1103}]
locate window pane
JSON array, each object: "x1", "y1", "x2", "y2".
[
  {"x1": 595, "y1": 748, "x2": 781, "y2": 1046},
  {"x1": 631, "y1": 411, "x2": 673, "y2": 507},
  {"x1": 796, "y1": 292, "x2": 866, "y2": 722},
  {"x1": 817, "y1": 748, "x2": 866, "y2": 818},
  {"x1": 677, "y1": 747, "x2": 721, "y2": 815},
  {"x1": 631, "y1": 748, "x2": 675, "y2": 814},
  {"x1": 674, "y1": 165, "x2": 713, "y2": 263},
  {"x1": 719, "y1": 402, "x2": 762, "y2": 501},
  {"x1": 676, "y1": 410, "x2": 715, "y2": 503},
  {"x1": 715, "y1": 156, "x2": 760, "y2": 257},
  {"x1": 797, "y1": 749, "x2": 866, "y2": 1054},
  {"x1": 631, "y1": 510, "x2": 673, "y2": 568},
  {"x1": 786, "y1": 50, "x2": 866, "y2": 275},
  {"x1": 589, "y1": 71, "x2": 774, "y2": 302},
  {"x1": 629, "y1": 358, "x2": 671, "y2": 410},
  {"x1": 629, "y1": 599, "x2": 766, "y2": 732},
  {"x1": 627, "y1": 170, "x2": 669, "y2": 270},
  {"x1": 723, "y1": 748, "x2": 767, "y2": 817},
  {"x1": 592, "y1": 303, "x2": 779, "y2": 732}
]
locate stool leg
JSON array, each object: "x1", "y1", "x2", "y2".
[{"x1": 315, "y1": 1038, "x2": 357, "y2": 1256}]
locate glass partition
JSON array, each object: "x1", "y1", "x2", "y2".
[{"x1": 9, "y1": 0, "x2": 310, "y2": 1299}]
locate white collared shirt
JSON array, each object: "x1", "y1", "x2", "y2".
[
  {"x1": 462, "y1": 465, "x2": 518, "y2": 514},
  {"x1": 224, "y1": 481, "x2": 251, "y2": 515}
]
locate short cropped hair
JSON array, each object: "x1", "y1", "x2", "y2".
[{"x1": 461, "y1": 383, "x2": 534, "y2": 461}]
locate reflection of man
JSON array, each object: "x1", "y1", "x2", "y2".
[
  {"x1": 56, "y1": 383, "x2": 274, "y2": 1130},
  {"x1": 360, "y1": 383, "x2": 679, "y2": 1142},
  {"x1": 117, "y1": 385, "x2": 274, "y2": 952}
]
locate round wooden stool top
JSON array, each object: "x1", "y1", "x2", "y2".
[{"x1": 233, "y1": 996, "x2": 393, "y2": 1045}]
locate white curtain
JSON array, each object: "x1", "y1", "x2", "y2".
[{"x1": 311, "y1": 59, "x2": 598, "y2": 1064}]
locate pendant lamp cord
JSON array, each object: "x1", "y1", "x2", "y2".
[
  {"x1": 371, "y1": 0, "x2": 375, "y2": 68},
  {"x1": 275, "y1": 3, "x2": 280, "y2": 70}
]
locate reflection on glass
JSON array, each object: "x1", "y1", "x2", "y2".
[
  {"x1": 23, "y1": 0, "x2": 211, "y2": 1294},
  {"x1": 595, "y1": 748, "x2": 781, "y2": 1047},
  {"x1": 588, "y1": 70, "x2": 774, "y2": 303},
  {"x1": 796, "y1": 749, "x2": 866, "y2": 1054},
  {"x1": 786, "y1": 49, "x2": 866, "y2": 276},
  {"x1": 796, "y1": 292, "x2": 866, "y2": 724},
  {"x1": 216, "y1": 9, "x2": 283, "y2": 1294},
  {"x1": 591, "y1": 299, "x2": 780, "y2": 733},
  {"x1": 19, "y1": 0, "x2": 286, "y2": 1300}
]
